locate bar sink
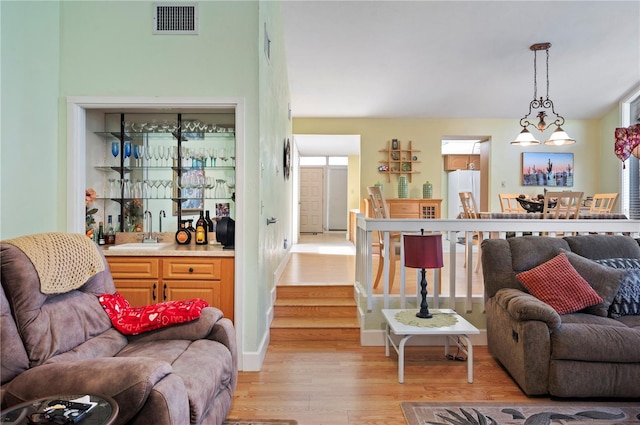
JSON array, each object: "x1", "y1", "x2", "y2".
[{"x1": 109, "y1": 242, "x2": 173, "y2": 250}]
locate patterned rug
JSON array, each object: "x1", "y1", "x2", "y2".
[
  {"x1": 223, "y1": 420, "x2": 297, "y2": 425},
  {"x1": 402, "y1": 401, "x2": 640, "y2": 425}
]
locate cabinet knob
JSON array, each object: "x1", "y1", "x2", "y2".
[{"x1": 188, "y1": 267, "x2": 194, "y2": 273}]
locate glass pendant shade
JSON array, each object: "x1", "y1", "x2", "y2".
[
  {"x1": 544, "y1": 126, "x2": 576, "y2": 145},
  {"x1": 511, "y1": 128, "x2": 541, "y2": 146}
]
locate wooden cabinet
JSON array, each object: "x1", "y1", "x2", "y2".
[
  {"x1": 378, "y1": 139, "x2": 420, "y2": 182},
  {"x1": 364, "y1": 198, "x2": 442, "y2": 219},
  {"x1": 106, "y1": 256, "x2": 234, "y2": 322},
  {"x1": 443, "y1": 154, "x2": 480, "y2": 171}
]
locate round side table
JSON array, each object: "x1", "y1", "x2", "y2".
[{"x1": 1, "y1": 394, "x2": 118, "y2": 425}]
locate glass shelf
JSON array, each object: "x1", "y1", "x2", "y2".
[
  {"x1": 94, "y1": 131, "x2": 234, "y2": 142},
  {"x1": 96, "y1": 197, "x2": 234, "y2": 203},
  {"x1": 94, "y1": 165, "x2": 235, "y2": 173}
]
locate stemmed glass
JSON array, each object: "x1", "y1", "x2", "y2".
[
  {"x1": 205, "y1": 177, "x2": 216, "y2": 198},
  {"x1": 226, "y1": 176, "x2": 235, "y2": 196},
  {"x1": 163, "y1": 180, "x2": 173, "y2": 199},
  {"x1": 209, "y1": 148, "x2": 217, "y2": 167},
  {"x1": 218, "y1": 148, "x2": 227, "y2": 166},
  {"x1": 123, "y1": 141, "x2": 132, "y2": 160},
  {"x1": 111, "y1": 141, "x2": 120, "y2": 166}
]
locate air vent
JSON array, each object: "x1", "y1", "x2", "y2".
[{"x1": 153, "y1": 3, "x2": 198, "y2": 35}]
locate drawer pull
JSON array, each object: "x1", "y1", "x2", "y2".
[
  {"x1": 163, "y1": 284, "x2": 167, "y2": 300},
  {"x1": 152, "y1": 283, "x2": 157, "y2": 300},
  {"x1": 189, "y1": 267, "x2": 194, "y2": 273}
]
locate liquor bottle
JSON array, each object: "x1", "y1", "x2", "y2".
[
  {"x1": 205, "y1": 210, "x2": 214, "y2": 232},
  {"x1": 175, "y1": 220, "x2": 191, "y2": 245},
  {"x1": 106, "y1": 215, "x2": 116, "y2": 245},
  {"x1": 97, "y1": 221, "x2": 105, "y2": 245},
  {"x1": 195, "y1": 211, "x2": 208, "y2": 245},
  {"x1": 187, "y1": 219, "x2": 195, "y2": 233},
  {"x1": 117, "y1": 214, "x2": 122, "y2": 232}
]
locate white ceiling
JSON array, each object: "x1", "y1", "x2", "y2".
[{"x1": 281, "y1": 1, "x2": 640, "y2": 123}]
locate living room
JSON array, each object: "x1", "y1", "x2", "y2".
[{"x1": 2, "y1": 1, "x2": 640, "y2": 424}]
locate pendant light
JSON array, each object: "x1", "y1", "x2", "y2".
[{"x1": 511, "y1": 43, "x2": 575, "y2": 146}]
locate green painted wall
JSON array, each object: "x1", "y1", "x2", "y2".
[{"x1": 1, "y1": 1, "x2": 61, "y2": 236}]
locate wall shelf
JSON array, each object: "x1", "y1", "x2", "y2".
[{"x1": 378, "y1": 139, "x2": 420, "y2": 182}]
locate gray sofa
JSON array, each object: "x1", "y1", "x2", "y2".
[
  {"x1": 481, "y1": 234, "x2": 640, "y2": 398},
  {"x1": 1, "y1": 234, "x2": 237, "y2": 425}
]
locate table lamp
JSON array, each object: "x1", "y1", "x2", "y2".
[{"x1": 403, "y1": 231, "x2": 443, "y2": 319}]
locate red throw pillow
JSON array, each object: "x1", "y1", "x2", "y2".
[
  {"x1": 516, "y1": 253, "x2": 603, "y2": 315},
  {"x1": 99, "y1": 293, "x2": 209, "y2": 335}
]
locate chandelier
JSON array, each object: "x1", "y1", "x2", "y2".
[{"x1": 512, "y1": 43, "x2": 575, "y2": 146}]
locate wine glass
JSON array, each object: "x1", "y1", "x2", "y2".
[
  {"x1": 111, "y1": 141, "x2": 119, "y2": 165},
  {"x1": 209, "y1": 148, "x2": 217, "y2": 167},
  {"x1": 133, "y1": 144, "x2": 141, "y2": 167},
  {"x1": 124, "y1": 141, "x2": 132, "y2": 160},
  {"x1": 218, "y1": 148, "x2": 227, "y2": 165}
]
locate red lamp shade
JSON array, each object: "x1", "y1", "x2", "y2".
[{"x1": 403, "y1": 234, "x2": 443, "y2": 269}]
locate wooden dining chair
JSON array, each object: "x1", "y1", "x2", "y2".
[
  {"x1": 498, "y1": 194, "x2": 525, "y2": 213},
  {"x1": 458, "y1": 191, "x2": 482, "y2": 272},
  {"x1": 542, "y1": 191, "x2": 584, "y2": 219},
  {"x1": 590, "y1": 193, "x2": 618, "y2": 213},
  {"x1": 367, "y1": 186, "x2": 401, "y2": 290}
]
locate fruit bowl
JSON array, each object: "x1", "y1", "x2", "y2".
[{"x1": 516, "y1": 198, "x2": 557, "y2": 213}]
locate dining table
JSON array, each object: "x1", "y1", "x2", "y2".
[{"x1": 477, "y1": 212, "x2": 628, "y2": 220}]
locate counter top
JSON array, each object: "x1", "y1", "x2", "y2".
[{"x1": 101, "y1": 232, "x2": 234, "y2": 257}]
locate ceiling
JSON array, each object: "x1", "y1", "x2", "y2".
[{"x1": 281, "y1": 1, "x2": 640, "y2": 123}]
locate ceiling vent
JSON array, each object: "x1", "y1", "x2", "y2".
[{"x1": 153, "y1": 3, "x2": 198, "y2": 35}]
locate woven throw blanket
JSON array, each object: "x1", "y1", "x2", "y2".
[{"x1": 4, "y1": 232, "x2": 105, "y2": 294}]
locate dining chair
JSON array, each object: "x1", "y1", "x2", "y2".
[
  {"x1": 458, "y1": 191, "x2": 482, "y2": 272},
  {"x1": 367, "y1": 186, "x2": 401, "y2": 290},
  {"x1": 590, "y1": 193, "x2": 618, "y2": 213},
  {"x1": 542, "y1": 191, "x2": 584, "y2": 219},
  {"x1": 498, "y1": 193, "x2": 525, "y2": 213}
]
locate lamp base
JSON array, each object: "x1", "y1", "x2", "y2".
[
  {"x1": 416, "y1": 310, "x2": 433, "y2": 319},
  {"x1": 416, "y1": 268, "x2": 432, "y2": 319}
]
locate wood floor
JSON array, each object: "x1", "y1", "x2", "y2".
[{"x1": 226, "y1": 232, "x2": 541, "y2": 425}]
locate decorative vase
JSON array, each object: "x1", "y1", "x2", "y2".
[
  {"x1": 422, "y1": 181, "x2": 433, "y2": 199},
  {"x1": 397, "y1": 175, "x2": 408, "y2": 199}
]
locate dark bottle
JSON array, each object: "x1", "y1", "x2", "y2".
[
  {"x1": 205, "y1": 210, "x2": 214, "y2": 232},
  {"x1": 187, "y1": 219, "x2": 195, "y2": 233},
  {"x1": 106, "y1": 215, "x2": 116, "y2": 245},
  {"x1": 97, "y1": 221, "x2": 105, "y2": 245},
  {"x1": 195, "y1": 211, "x2": 208, "y2": 245},
  {"x1": 175, "y1": 220, "x2": 191, "y2": 245},
  {"x1": 117, "y1": 214, "x2": 122, "y2": 232}
]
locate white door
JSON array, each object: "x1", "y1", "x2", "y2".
[{"x1": 300, "y1": 167, "x2": 324, "y2": 233}]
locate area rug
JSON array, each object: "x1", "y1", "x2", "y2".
[
  {"x1": 402, "y1": 401, "x2": 640, "y2": 425},
  {"x1": 222, "y1": 420, "x2": 297, "y2": 425}
]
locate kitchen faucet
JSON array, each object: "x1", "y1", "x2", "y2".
[
  {"x1": 159, "y1": 210, "x2": 166, "y2": 232},
  {"x1": 142, "y1": 210, "x2": 158, "y2": 243}
]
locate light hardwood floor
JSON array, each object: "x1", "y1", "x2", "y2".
[{"x1": 227, "y1": 232, "x2": 540, "y2": 425}]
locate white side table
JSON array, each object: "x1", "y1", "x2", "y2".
[{"x1": 382, "y1": 308, "x2": 480, "y2": 384}]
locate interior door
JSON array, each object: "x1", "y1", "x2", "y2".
[{"x1": 300, "y1": 167, "x2": 324, "y2": 233}]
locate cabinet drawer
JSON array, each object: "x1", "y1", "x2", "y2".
[
  {"x1": 389, "y1": 203, "x2": 419, "y2": 217},
  {"x1": 107, "y1": 257, "x2": 159, "y2": 279},
  {"x1": 163, "y1": 257, "x2": 221, "y2": 280}
]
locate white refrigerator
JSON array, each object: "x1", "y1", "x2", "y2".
[{"x1": 448, "y1": 170, "x2": 481, "y2": 218}]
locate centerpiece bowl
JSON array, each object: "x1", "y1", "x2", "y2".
[{"x1": 516, "y1": 198, "x2": 557, "y2": 213}]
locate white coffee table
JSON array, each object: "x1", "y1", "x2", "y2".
[{"x1": 382, "y1": 308, "x2": 480, "y2": 384}]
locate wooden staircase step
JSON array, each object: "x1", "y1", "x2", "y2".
[
  {"x1": 272, "y1": 317, "x2": 359, "y2": 328},
  {"x1": 276, "y1": 285, "x2": 354, "y2": 299},
  {"x1": 270, "y1": 327, "x2": 360, "y2": 342},
  {"x1": 275, "y1": 297, "x2": 355, "y2": 306},
  {"x1": 274, "y1": 304, "x2": 356, "y2": 318}
]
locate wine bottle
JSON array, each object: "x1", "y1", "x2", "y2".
[
  {"x1": 106, "y1": 215, "x2": 116, "y2": 245},
  {"x1": 97, "y1": 221, "x2": 105, "y2": 245},
  {"x1": 195, "y1": 211, "x2": 208, "y2": 245},
  {"x1": 205, "y1": 210, "x2": 214, "y2": 232}
]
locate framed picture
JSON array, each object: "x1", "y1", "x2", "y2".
[{"x1": 522, "y1": 152, "x2": 574, "y2": 187}]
